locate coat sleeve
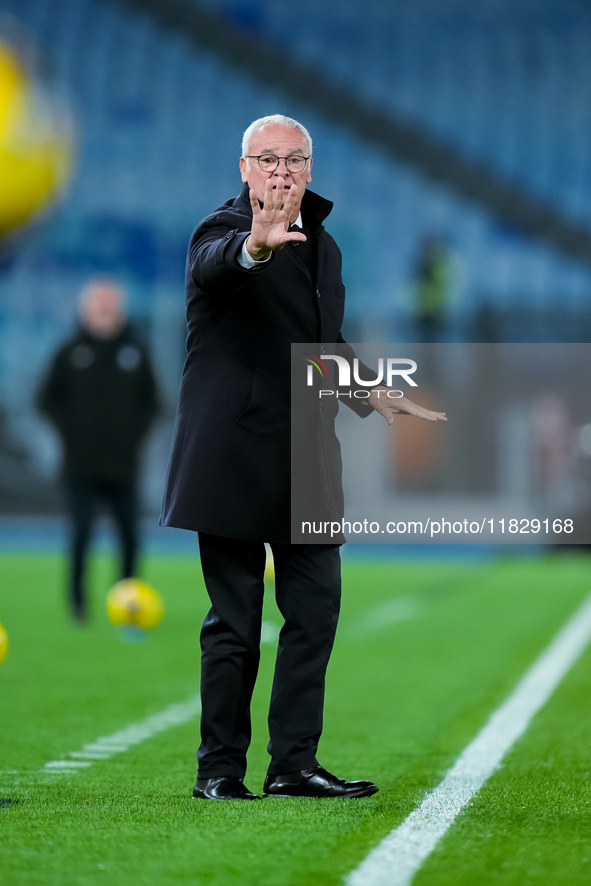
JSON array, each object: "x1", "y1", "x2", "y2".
[
  {"x1": 36, "y1": 348, "x2": 72, "y2": 437},
  {"x1": 188, "y1": 218, "x2": 275, "y2": 296},
  {"x1": 335, "y1": 334, "x2": 375, "y2": 419}
]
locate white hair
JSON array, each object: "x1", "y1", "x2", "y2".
[{"x1": 241, "y1": 115, "x2": 313, "y2": 159}]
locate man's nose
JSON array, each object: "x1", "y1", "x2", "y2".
[{"x1": 273, "y1": 159, "x2": 291, "y2": 175}]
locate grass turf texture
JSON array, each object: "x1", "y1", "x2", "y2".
[{"x1": 1, "y1": 551, "x2": 591, "y2": 885}]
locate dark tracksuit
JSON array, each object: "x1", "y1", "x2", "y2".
[{"x1": 38, "y1": 324, "x2": 159, "y2": 617}]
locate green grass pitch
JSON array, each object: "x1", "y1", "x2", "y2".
[{"x1": 1, "y1": 550, "x2": 591, "y2": 885}]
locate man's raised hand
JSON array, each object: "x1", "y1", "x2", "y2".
[{"x1": 245, "y1": 177, "x2": 307, "y2": 261}]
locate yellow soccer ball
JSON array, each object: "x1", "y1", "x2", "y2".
[
  {"x1": 0, "y1": 621, "x2": 8, "y2": 665},
  {"x1": 0, "y1": 40, "x2": 73, "y2": 238},
  {"x1": 106, "y1": 579, "x2": 164, "y2": 630}
]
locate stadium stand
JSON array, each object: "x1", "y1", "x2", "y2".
[
  {"x1": 1, "y1": 0, "x2": 591, "y2": 511},
  {"x1": 195, "y1": 0, "x2": 591, "y2": 225}
]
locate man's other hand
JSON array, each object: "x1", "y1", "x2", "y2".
[
  {"x1": 368, "y1": 386, "x2": 448, "y2": 426},
  {"x1": 246, "y1": 177, "x2": 307, "y2": 260}
]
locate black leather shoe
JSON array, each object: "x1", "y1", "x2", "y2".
[
  {"x1": 263, "y1": 766, "x2": 379, "y2": 798},
  {"x1": 193, "y1": 776, "x2": 261, "y2": 800}
]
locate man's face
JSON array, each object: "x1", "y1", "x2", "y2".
[
  {"x1": 80, "y1": 284, "x2": 126, "y2": 338},
  {"x1": 240, "y1": 125, "x2": 312, "y2": 210}
]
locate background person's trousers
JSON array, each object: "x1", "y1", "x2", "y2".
[
  {"x1": 66, "y1": 477, "x2": 138, "y2": 616},
  {"x1": 197, "y1": 533, "x2": 342, "y2": 779}
]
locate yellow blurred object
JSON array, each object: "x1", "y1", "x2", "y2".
[
  {"x1": 0, "y1": 40, "x2": 72, "y2": 238},
  {"x1": 0, "y1": 620, "x2": 8, "y2": 665},
  {"x1": 264, "y1": 545, "x2": 275, "y2": 581},
  {"x1": 106, "y1": 579, "x2": 164, "y2": 630}
]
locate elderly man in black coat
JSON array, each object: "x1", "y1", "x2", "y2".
[{"x1": 161, "y1": 115, "x2": 446, "y2": 800}]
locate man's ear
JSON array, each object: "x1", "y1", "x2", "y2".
[
  {"x1": 306, "y1": 157, "x2": 313, "y2": 184},
  {"x1": 240, "y1": 156, "x2": 248, "y2": 183}
]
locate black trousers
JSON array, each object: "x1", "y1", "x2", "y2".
[
  {"x1": 66, "y1": 477, "x2": 138, "y2": 616},
  {"x1": 197, "y1": 533, "x2": 342, "y2": 779}
]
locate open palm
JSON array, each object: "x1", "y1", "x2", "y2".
[
  {"x1": 369, "y1": 388, "x2": 448, "y2": 425},
  {"x1": 248, "y1": 176, "x2": 307, "y2": 256}
]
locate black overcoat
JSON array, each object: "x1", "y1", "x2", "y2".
[{"x1": 160, "y1": 184, "x2": 371, "y2": 543}]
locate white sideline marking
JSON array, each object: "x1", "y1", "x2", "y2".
[
  {"x1": 42, "y1": 695, "x2": 201, "y2": 775},
  {"x1": 345, "y1": 590, "x2": 591, "y2": 886},
  {"x1": 351, "y1": 596, "x2": 423, "y2": 638},
  {"x1": 261, "y1": 619, "x2": 280, "y2": 645},
  {"x1": 69, "y1": 751, "x2": 111, "y2": 760},
  {"x1": 45, "y1": 760, "x2": 93, "y2": 769}
]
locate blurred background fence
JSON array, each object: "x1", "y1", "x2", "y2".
[{"x1": 2, "y1": 0, "x2": 591, "y2": 517}]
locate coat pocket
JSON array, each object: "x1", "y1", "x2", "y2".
[{"x1": 234, "y1": 366, "x2": 275, "y2": 434}]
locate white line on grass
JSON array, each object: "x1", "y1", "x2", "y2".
[
  {"x1": 261, "y1": 619, "x2": 280, "y2": 645},
  {"x1": 42, "y1": 694, "x2": 201, "y2": 775},
  {"x1": 345, "y1": 589, "x2": 591, "y2": 886},
  {"x1": 349, "y1": 596, "x2": 423, "y2": 638},
  {"x1": 45, "y1": 760, "x2": 93, "y2": 770},
  {"x1": 8, "y1": 595, "x2": 419, "y2": 784}
]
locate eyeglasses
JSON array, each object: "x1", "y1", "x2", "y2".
[{"x1": 246, "y1": 154, "x2": 310, "y2": 173}]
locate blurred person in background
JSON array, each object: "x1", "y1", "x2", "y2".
[{"x1": 37, "y1": 279, "x2": 160, "y2": 623}]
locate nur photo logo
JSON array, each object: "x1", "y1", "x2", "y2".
[{"x1": 302, "y1": 352, "x2": 418, "y2": 398}]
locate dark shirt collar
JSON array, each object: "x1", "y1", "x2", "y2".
[
  {"x1": 77, "y1": 323, "x2": 129, "y2": 345},
  {"x1": 236, "y1": 181, "x2": 333, "y2": 230}
]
